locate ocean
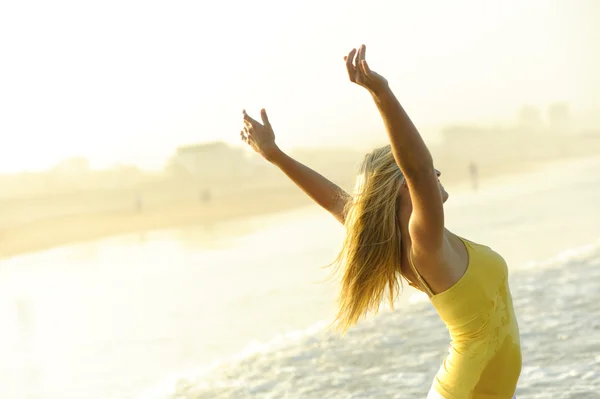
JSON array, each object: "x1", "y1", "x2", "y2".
[{"x1": 1, "y1": 156, "x2": 600, "y2": 399}]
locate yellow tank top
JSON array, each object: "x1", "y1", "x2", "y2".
[{"x1": 410, "y1": 236, "x2": 522, "y2": 399}]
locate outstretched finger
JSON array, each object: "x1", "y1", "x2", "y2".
[
  {"x1": 243, "y1": 118, "x2": 255, "y2": 131},
  {"x1": 345, "y1": 48, "x2": 357, "y2": 82},
  {"x1": 260, "y1": 108, "x2": 271, "y2": 127},
  {"x1": 361, "y1": 59, "x2": 371, "y2": 76},
  {"x1": 355, "y1": 45, "x2": 367, "y2": 77},
  {"x1": 240, "y1": 130, "x2": 247, "y2": 142},
  {"x1": 359, "y1": 44, "x2": 366, "y2": 65},
  {"x1": 242, "y1": 109, "x2": 259, "y2": 127}
]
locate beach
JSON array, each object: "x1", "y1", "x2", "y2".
[
  {"x1": 1, "y1": 154, "x2": 599, "y2": 399},
  {"x1": 0, "y1": 147, "x2": 591, "y2": 261},
  {"x1": 0, "y1": 185, "x2": 314, "y2": 260}
]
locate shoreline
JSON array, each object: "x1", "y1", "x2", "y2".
[
  {"x1": 0, "y1": 187, "x2": 315, "y2": 260},
  {"x1": 0, "y1": 154, "x2": 596, "y2": 260}
]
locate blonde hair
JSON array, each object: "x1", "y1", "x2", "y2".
[{"x1": 331, "y1": 144, "x2": 405, "y2": 333}]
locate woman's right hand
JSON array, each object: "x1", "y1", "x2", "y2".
[
  {"x1": 240, "y1": 109, "x2": 281, "y2": 161},
  {"x1": 345, "y1": 44, "x2": 389, "y2": 95}
]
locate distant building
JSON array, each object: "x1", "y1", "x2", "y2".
[
  {"x1": 166, "y1": 141, "x2": 254, "y2": 181},
  {"x1": 439, "y1": 123, "x2": 535, "y2": 166},
  {"x1": 517, "y1": 105, "x2": 543, "y2": 132},
  {"x1": 49, "y1": 157, "x2": 91, "y2": 189},
  {"x1": 51, "y1": 157, "x2": 90, "y2": 177},
  {"x1": 547, "y1": 103, "x2": 572, "y2": 134}
]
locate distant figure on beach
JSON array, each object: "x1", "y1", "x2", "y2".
[
  {"x1": 134, "y1": 192, "x2": 143, "y2": 213},
  {"x1": 200, "y1": 188, "x2": 211, "y2": 204},
  {"x1": 469, "y1": 161, "x2": 479, "y2": 191},
  {"x1": 240, "y1": 45, "x2": 521, "y2": 398}
]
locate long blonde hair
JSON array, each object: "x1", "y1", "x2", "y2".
[{"x1": 332, "y1": 144, "x2": 406, "y2": 333}]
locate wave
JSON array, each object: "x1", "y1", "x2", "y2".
[
  {"x1": 137, "y1": 320, "x2": 331, "y2": 399},
  {"x1": 521, "y1": 237, "x2": 600, "y2": 271},
  {"x1": 140, "y1": 238, "x2": 600, "y2": 399}
]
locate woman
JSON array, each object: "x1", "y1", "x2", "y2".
[{"x1": 240, "y1": 45, "x2": 522, "y2": 399}]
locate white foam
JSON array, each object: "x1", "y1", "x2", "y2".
[
  {"x1": 139, "y1": 238, "x2": 600, "y2": 399},
  {"x1": 521, "y1": 237, "x2": 600, "y2": 271},
  {"x1": 137, "y1": 319, "x2": 330, "y2": 399},
  {"x1": 408, "y1": 292, "x2": 429, "y2": 305}
]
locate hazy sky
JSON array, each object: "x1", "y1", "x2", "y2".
[{"x1": 1, "y1": 0, "x2": 598, "y2": 173}]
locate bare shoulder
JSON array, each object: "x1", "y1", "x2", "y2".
[{"x1": 411, "y1": 230, "x2": 469, "y2": 295}]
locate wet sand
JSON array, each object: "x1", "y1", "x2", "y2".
[{"x1": 0, "y1": 187, "x2": 314, "y2": 259}]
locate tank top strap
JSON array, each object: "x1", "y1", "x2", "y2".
[{"x1": 408, "y1": 250, "x2": 436, "y2": 297}]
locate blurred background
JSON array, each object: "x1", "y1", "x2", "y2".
[{"x1": 0, "y1": 0, "x2": 599, "y2": 398}]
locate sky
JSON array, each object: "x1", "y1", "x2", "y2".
[{"x1": 0, "y1": 0, "x2": 599, "y2": 173}]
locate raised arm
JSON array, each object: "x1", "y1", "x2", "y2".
[
  {"x1": 241, "y1": 109, "x2": 350, "y2": 224},
  {"x1": 344, "y1": 45, "x2": 444, "y2": 256}
]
